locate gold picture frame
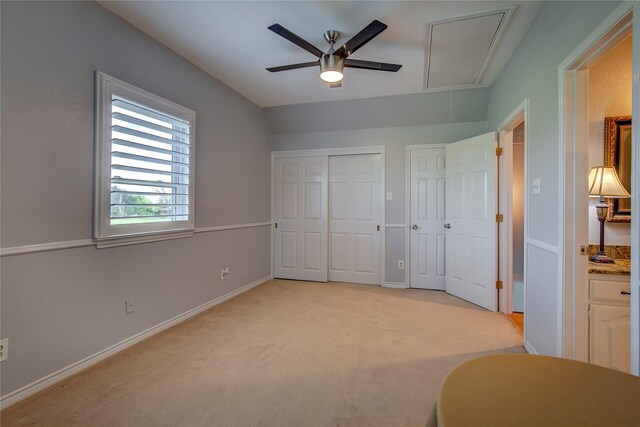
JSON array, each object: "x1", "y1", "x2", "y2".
[{"x1": 604, "y1": 116, "x2": 632, "y2": 222}]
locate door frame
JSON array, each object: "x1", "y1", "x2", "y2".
[
  {"x1": 271, "y1": 145, "x2": 386, "y2": 285},
  {"x1": 633, "y1": 0, "x2": 640, "y2": 378},
  {"x1": 405, "y1": 144, "x2": 447, "y2": 289},
  {"x1": 558, "y1": 2, "x2": 637, "y2": 371},
  {"x1": 497, "y1": 100, "x2": 529, "y2": 318}
]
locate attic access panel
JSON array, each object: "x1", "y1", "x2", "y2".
[{"x1": 424, "y1": 8, "x2": 514, "y2": 89}]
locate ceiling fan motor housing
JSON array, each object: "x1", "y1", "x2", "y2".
[
  {"x1": 323, "y1": 30, "x2": 342, "y2": 46},
  {"x1": 320, "y1": 53, "x2": 344, "y2": 82}
]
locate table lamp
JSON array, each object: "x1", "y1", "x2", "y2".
[{"x1": 588, "y1": 166, "x2": 630, "y2": 263}]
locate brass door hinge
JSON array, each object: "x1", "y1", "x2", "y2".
[
  {"x1": 377, "y1": 225, "x2": 380, "y2": 231},
  {"x1": 274, "y1": 222, "x2": 278, "y2": 229},
  {"x1": 496, "y1": 147, "x2": 503, "y2": 156},
  {"x1": 496, "y1": 280, "x2": 503, "y2": 290},
  {"x1": 496, "y1": 214, "x2": 504, "y2": 223}
]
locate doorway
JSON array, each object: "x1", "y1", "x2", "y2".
[
  {"x1": 498, "y1": 108, "x2": 527, "y2": 338},
  {"x1": 406, "y1": 132, "x2": 498, "y2": 311},
  {"x1": 559, "y1": 3, "x2": 638, "y2": 375},
  {"x1": 510, "y1": 124, "x2": 526, "y2": 335}
]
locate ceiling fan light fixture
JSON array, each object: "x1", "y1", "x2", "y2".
[
  {"x1": 320, "y1": 54, "x2": 344, "y2": 83},
  {"x1": 320, "y1": 70, "x2": 343, "y2": 83}
]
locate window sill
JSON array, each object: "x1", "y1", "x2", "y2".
[{"x1": 95, "y1": 229, "x2": 194, "y2": 249}]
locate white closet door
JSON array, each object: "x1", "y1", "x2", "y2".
[
  {"x1": 273, "y1": 156, "x2": 328, "y2": 282},
  {"x1": 445, "y1": 132, "x2": 497, "y2": 311},
  {"x1": 329, "y1": 154, "x2": 382, "y2": 285},
  {"x1": 410, "y1": 148, "x2": 446, "y2": 290}
]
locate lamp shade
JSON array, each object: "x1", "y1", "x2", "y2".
[{"x1": 588, "y1": 166, "x2": 630, "y2": 198}]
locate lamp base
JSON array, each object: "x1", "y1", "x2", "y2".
[{"x1": 589, "y1": 252, "x2": 615, "y2": 264}]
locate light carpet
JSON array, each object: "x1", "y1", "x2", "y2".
[{"x1": 2, "y1": 279, "x2": 524, "y2": 426}]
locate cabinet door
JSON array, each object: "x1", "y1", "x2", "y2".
[{"x1": 590, "y1": 304, "x2": 631, "y2": 373}]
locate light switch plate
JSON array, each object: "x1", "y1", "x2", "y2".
[
  {"x1": 386, "y1": 191, "x2": 393, "y2": 201},
  {"x1": 532, "y1": 178, "x2": 541, "y2": 195}
]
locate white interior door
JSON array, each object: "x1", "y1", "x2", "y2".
[
  {"x1": 410, "y1": 147, "x2": 446, "y2": 289},
  {"x1": 329, "y1": 154, "x2": 382, "y2": 285},
  {"x1": 273, "y1": 156, "x2": 328, "y2": 282},
  {"x1": 445, "y1": 132, "x2": 497, "y2": 310}
]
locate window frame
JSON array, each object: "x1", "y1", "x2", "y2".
[{"x1": 94, "y1": 71, "x2": 196, "y2": 248}]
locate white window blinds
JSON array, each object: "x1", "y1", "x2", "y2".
[{"x1": 110, "y1": 96, "x2": 191, "y2": 225}]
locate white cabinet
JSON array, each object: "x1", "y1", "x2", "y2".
[
  {"x1": 590, "y1": 304, "x2": 631, "y2": 372},
  {"x1": 588, "y1": 276, "x2": 631, "y2": 373}
]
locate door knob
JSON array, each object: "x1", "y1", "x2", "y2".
[
  {"x1": 444, "y1": 223, "x2": 452, "y2": 229},
  {"x1": 621, "y1": 291, "x2": 631, "y2": 295},
  {"x1": 411, "y1": 224, "x2": 419, "y2": 230}
]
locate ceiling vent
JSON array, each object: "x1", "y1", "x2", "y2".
[{"x1": 424, "y1": 8, "x2": 514, "y2": 90}]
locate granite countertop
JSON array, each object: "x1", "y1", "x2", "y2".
[{"x1": 588, "y1": 259, "x2": 631, "y2": 275}]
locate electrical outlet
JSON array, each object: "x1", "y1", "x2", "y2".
[
  {"x1": 0, "y1": 339, "x2": 8, "y2": 362},
  {"x1": 221, "y1": 266, "x2": 230, "y2": 280},
  {"x1": 398, "y1": 260, "x2": 405, "y2": 270},
  {"x1": 125, "y1": 298, "x2": 135, "y2": 315},
  {"x1": 580, "y1": 246, "x2": 588, "y2": 256}
]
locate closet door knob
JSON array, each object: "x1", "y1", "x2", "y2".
[
  {"x1": 621, "y1": 291, "x2": 631, "y2": 295},
  {"x1": 411, "y1": 224, "x2": 419, "y2": 230},
  {"x1": 444, "y1": 223, "x2": 452, "y2": 229}
]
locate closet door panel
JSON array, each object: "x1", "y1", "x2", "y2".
[{"x1": 273, "y1": 156, "x2": 328, "y2": 282}]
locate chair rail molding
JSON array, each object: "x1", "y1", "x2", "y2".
[{"x1": 1, "y1": 222, "x2": 272, "y2": 257}]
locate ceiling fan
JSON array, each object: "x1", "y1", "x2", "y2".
[{"x1": 266, "y1": 20, "x2": 402, "y2": 88}]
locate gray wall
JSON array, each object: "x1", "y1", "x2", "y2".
[
  {"x1": 270, "y1": 95, "x2": 489, "y2": 283},
  {"x1": 265, "y1": 88, "x2": 490, "y2": 135},
  {"x1": 1, "y1": 1, "x2": 271, "y2": 396},
  {"x1": 485, "y1": 0, "x2": 621, "y2": 355}
]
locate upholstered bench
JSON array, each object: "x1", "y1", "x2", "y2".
[{"x1": 429, "y1": 354, "x2": 640, "y2": 426}]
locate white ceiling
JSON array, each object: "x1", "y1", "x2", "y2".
[{"x1": 99, "y1": 1, "x2": 543, "y2": 108}]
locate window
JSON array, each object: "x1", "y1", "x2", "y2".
[{"x1": 94, "y1": 72, "x2": 195, "y2": 248}]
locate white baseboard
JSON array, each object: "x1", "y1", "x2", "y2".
[
  {"x1": 383, "y1": 282, "x2": 408, "y2": 289},
  {"x1": 524, "y1": 340, "x2": 538, "y2": 354},
  {"x1": 0, "y1": 275, "x2": 272, "y2": 411}
]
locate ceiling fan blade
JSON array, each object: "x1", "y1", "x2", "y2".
[
  {"x1": 266, "y1": 61, "x2": 319, "y2": 72},
  {"x1": 335, "y1": 20, "x2": 388, "y2": 58},
  {"x1": 329, "y1": 81, "x2": 342, "y2": 88},
  {"x1": 268, "y1": 24, "x2": 324, "y2": 58},
  {"x1": 344, "y1": 59, "x2": 402, "y2": 72}
]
